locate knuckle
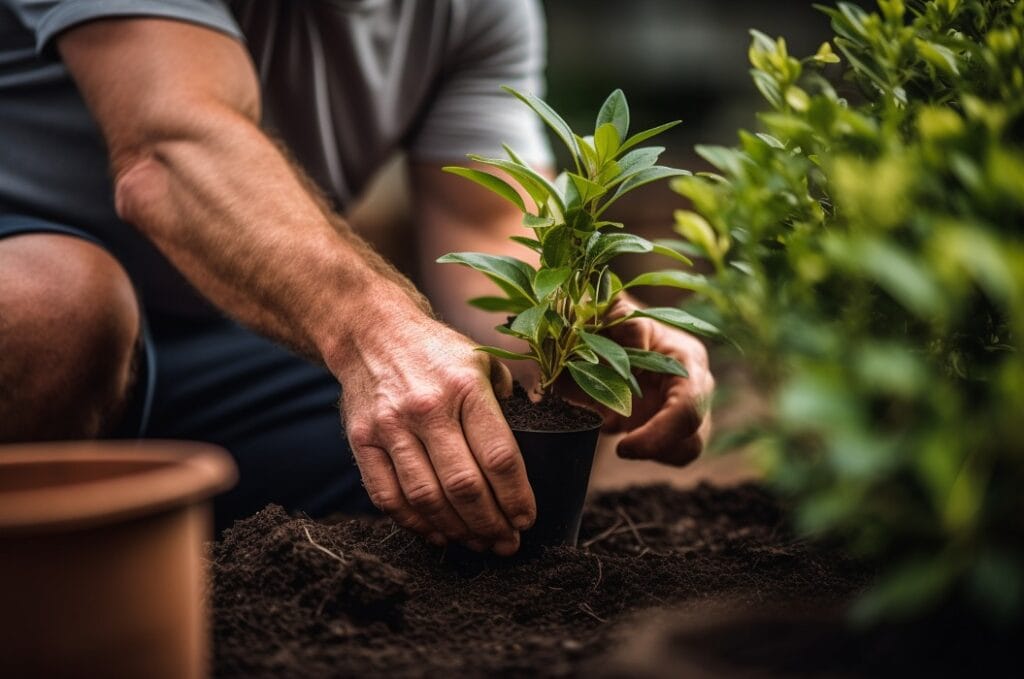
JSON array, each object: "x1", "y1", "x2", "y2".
[
  {"x1": 441, "y1": 469, "x2": 485, "y2": 503},
  {"x1": 346, "y1": 420, "x2": 375, "y2": 448},
  {"x1": 400, "y1": 390, "x2": 446, "y2": 423},
  {"x1": 404, "y1": 482, "x2": 448, "y2": 514},
  {"x1": 480, "y1": 444, "x2": 521, "y2": 477}
]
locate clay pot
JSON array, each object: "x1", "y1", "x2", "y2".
[
  {"x1": 515, "y1": 420, "x2": 601, "y2": 553},
  {"x1": 0, "y1": 441, "x2": 237, "y2": 679}
]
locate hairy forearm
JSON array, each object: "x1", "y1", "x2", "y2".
[{"x1": 114, "y1": 107, "x2": 430, "y2": 371}]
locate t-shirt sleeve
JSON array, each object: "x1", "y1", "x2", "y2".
[
  {"x1": 408, "y1": 0, "x2": 554, "y2": 168},
  {"x1": 8, "y1": 0, "x2": 243, "y2": 56}
]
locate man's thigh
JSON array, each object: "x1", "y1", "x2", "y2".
[
  {"x1": 145, "y1": 315, "x2": 373, "y2": 531},
  {"x1": 1, "y1": 215, "x2": 371, "y2": 529},
  {"x1": 0, "y1": 217, "x2": 143, "y2": 440}
]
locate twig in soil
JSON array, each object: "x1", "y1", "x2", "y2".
[
  {"x1": 581, "y1": 518, "x2": 623, "y2": 548},
  {"x1": 616, "y1": 506, "x2": 648, "y2": 550},
  {"x1": 590, "y1": 554, "x2": 604, "y2": 592},
  {"x1": 303, "y1": 526, "x2": 345, "y2": 562},
  {"x1": 378, "y1": 523, "x2": 402, "y2": 545},
  {"x1": 578, "y1": 602, "x2": 607, "y2": 623},
  {"x1": 392, "y1": 535, "x2": 418, "y2": 558}
]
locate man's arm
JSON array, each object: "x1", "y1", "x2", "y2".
[
  {"x1": 412, "y1": 163, "x2": 716, "y2": 463},
  {"x1": 411, "y1": 163, "x2": 539, "y2": 356},
  {"x1": 58, "y1": 18, "x2": 535, "y2": 554}
]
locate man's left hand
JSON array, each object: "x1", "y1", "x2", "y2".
[{"x1": 580, "y1": 295, "x2": 714, "y2": 466}]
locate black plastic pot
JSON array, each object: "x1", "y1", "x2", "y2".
[{"x1": 514, "y1": 419, "x2": 601, "y2": 553}]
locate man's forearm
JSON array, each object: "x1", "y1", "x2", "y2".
[{"x1": 114, "y1": 107, "x2": 429, "y2": 372}]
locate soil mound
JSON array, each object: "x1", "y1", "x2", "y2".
[{"x1": 212, "y1": 483, "x2": 865, "y2": 677}]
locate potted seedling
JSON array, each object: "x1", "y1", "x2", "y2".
[{"x1": 439, "y1": 87, "x2": 718, "y2": 550}]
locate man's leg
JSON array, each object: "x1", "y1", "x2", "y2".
[
  {"x1": 0, "y1": 232, "x2": 139, "y2": 441},
  {"x1": 144, "y1": 315, "x2": 373, "y2": 532}
]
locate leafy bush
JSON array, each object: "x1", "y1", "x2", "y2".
[
  {"x1": 675, "y1": 0, "x2": 1024, "y2": 622},
  {"x1": 438, "y1": 88, "x2": 717, "y2": 416}
]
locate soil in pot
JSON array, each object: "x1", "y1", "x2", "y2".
[
  {"x1": 497, "y1": 384, "x2": 602, "y2": 551},
  {"x1": 212, "y1": 483, "x2": 873, "y2": 678}
]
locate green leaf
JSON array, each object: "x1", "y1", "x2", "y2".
[
  {"x1": 573, "y1": 346, "x2": 600, "y2": 363},
  {"x1": 651, "y1": 243, "x2": 695, "y2": 266},
  {"x1": 574, "y1": 134, "x2": 601, "y2": 175},
  {"x1": 437, "y1": 253, "x2": 536, "y2": 302},
  {"x1": 594, "y1": 123, "x2": 621, "y2": 165},
  {"x1": 569, "y1": 172, "x2": 608, "y2": 204},
  {"x1": 623, "y1": 270, "x2": 707, "y2": 292},
  {"x1": 442, "y1": 167, "x2": 525, "y2": 212},
  {"x1": 534, "y1": 267, "x2": 571, "y2": 299},
  {"x1": 618, "y1": 120, "x2": 682, "y2": 155},
  {"x1": 566, "y1": 361, "x2": 632, "y2": 416},
  {"x1": 596, "y1": 89, "x2": 630, "y2": 142},
  {"x1": 602, "y1": 166, "x2": 691, "y2": 213},
  {"x1": 631, "y1": 307, "x2": 720, "y2": 337},
  {"x1": 502, "y1": 86, "x2": 581, "y2": 166},
  {"x1": 509, "y1": 235, "x2": 542, "y2": 251},
  {"x1": 614, "y1": 147, "x2": 664, "y2": 181},
  {"x1": 624, "y1": 348, "x2": 688, "y2": 377},
  {"x1": 510, "y1": 303, "x2": 549, "y2": 344},
  {"x1": 751, "y1": 69, "x2": 784, "y2": 109},
  {"x1": 468, "y1": 296, "x2": 531, "y2": 313},
  {"x1": 587, "y1": 233, "x2": 653, "y2": 265},
  {"x1": 475, "y1": 346, "x2": 535, "y2": 361},
  {"x1": 695, "y1": 145, "x2": 748, "y2": 176},
  {"x1": 541, "y1": 224, "x2": 573, "y2": 268},
  {"x1": 522, "y1": 214, "x2": 555, "y2": 229},
  {"x1": 466, "y1": 154, "x2": 564, "y2": 215},
  {"x1": 578, "y1": 330, "x2": 632, "y2": 383}
]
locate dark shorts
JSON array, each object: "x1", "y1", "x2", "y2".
[{"x1": 0, "y1": 215, "x2": 372, "y2": 531}]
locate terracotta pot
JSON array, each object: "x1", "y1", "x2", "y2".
[
  {"x1": 515, "y1": 420, "x2": 601, "y2": 553},
  {"x1": 0, "y1": 441, "x2": 236, "y2": 679}
]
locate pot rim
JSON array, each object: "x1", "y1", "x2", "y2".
[
  {"x1": 0, "y1": 440, "x2": 237, "y2": 535},
  {"x1": 509, "y1": 421, "x2": 603, "y2": 434}
]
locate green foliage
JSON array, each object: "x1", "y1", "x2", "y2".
[
  {"x1": 680, "y1": 0, "x2": 1024, "y2": 623},
  {"x1": 439, "y1": 89, "x2": 715, "y2": 416}
]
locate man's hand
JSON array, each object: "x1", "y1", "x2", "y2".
[
  {"x1": 570, "y1": 295, "x2": 714, "y2": 465},
  {"x1": 335, "y1": 309, "x2": 535, "y2": 555}
]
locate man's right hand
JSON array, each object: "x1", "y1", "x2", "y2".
[{"x1": 331, "y1": 300, "x2": 536, "y2": 555}]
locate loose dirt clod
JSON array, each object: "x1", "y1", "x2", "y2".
[{"x1": 212, "y1": 483, "x2": 867, "y2": 678}]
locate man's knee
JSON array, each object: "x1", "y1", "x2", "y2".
[{"x1": 0, "y1": 233, "x2": 140, "y2": 440}]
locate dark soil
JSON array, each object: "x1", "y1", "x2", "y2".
[
  {"x1": 499, "y1": 383, "x2": 602, "y2": 432},
  {"x1": 212, "y1": 483, "x2": 872, "y2": 678}
]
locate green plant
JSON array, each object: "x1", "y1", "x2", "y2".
[
  {"x1": 438, "y1": 88, "x2": 717, "y2": 416},
  {"x1": 676, "y1": 0, "x2": 1024, "y2": 622}
]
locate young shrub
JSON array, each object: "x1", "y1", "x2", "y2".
[
  {"x1": 438, "y1": 88, "x2": 717, "y2": 417},
  {"x1": 677, "y1": 0, "x2": 1024, "y2": 623}
]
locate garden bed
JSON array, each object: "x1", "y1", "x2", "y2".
[{"x1": 212, "y1": 483, "x2": 880, "y2": 677}]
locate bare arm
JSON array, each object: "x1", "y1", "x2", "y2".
[
  {"x1": 411, "y1": 162, "x2": 546, "y2": 384},
  {"x1": 58, "y1": 18, "x2": 534, "y2": 554}
]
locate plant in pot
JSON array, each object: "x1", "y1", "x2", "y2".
[{"x1": 438, "y1": 87, "x2": 718, "y2": 551}]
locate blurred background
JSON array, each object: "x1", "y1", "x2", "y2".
[{"x1": 348, "y1": 0, "x2": 867, "y2": 490}]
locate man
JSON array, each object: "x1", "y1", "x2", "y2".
[{"x1": 0, "y1": 0, "x2": 714, "y2": 554}]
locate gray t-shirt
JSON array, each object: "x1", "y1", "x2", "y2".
[{"x1": 0, "y1": 0, "x2": 552, "y2": 317}]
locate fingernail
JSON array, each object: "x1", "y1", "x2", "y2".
[
  {"x1": 513, "y1": 515, "x2": 533, "y2": 531},
  {"x1": 493, "y1": 533, "x2": 520, "y2": 557}
]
